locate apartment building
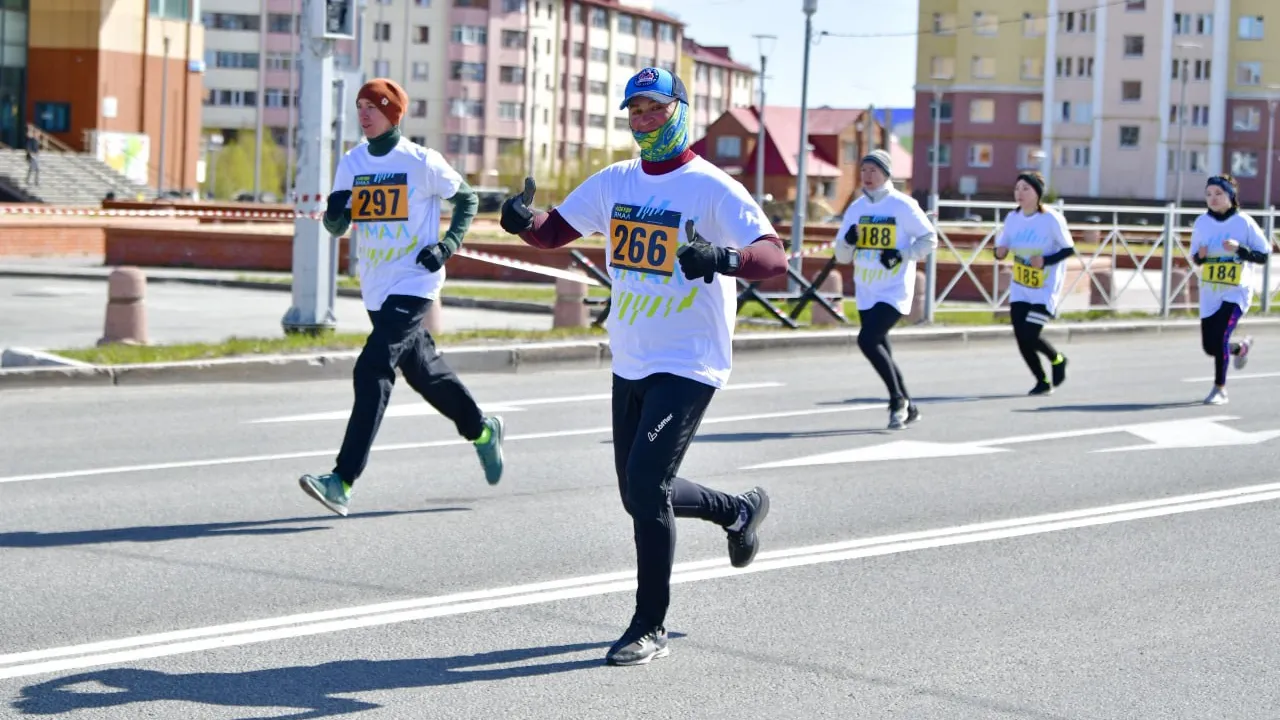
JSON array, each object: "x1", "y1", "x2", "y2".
[
  {"x1": 914, "y1": 0, "x2": 1280, "y2": 207},
  {"x1": 680, "y1": 38, "x2": 757, "y2": 141},
  {"x1": 199, "y1": 0, "x2": 686, "y2": 191}
]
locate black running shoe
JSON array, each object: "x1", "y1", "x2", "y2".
[
  {"x1": 1029, "y1": 381, "x2": 1053, "y2": 396},
  {"x1": 605, "y1": 619, "x2": 670, "y2": 666},
  {"x1": 726, "y1": 487, "x2": 770, "y2": 569},
  {"x1": 1051, "y1": 356, "x2": 1068, "y2": 387},
  {"x1": 905, "y1": 402, "x2": 921, "y2": 426}
]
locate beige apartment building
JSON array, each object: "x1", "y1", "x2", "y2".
[{"x1": 914, "y1": 0, "x2": 1280, "y2": 207}]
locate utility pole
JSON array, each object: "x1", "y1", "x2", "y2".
[
  {"x1": 789, "y1": 0, "x2": 817, "y2": 290},
  {"x1": 282, "y1": 0, "x2": 351, "y2": 335},
  {"x1": 253, "y1": 2, "x2": 267, "y2": 199},
  {"x1": 157, "y1": 36, "x2": 170, "y2": 196},
  {"x1": 751, "y1": 34, "x2": 776, "y2": 206},
  {"x1": 527, "y1": 18, "x2": 538, "y2": 177},
  {"x1": 285, "y1": 0, "x2": 298, "y2": 201}
]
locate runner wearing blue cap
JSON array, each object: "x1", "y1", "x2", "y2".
[{"x1": 497, "y1": 67, "x2": 788, "y2": 666}]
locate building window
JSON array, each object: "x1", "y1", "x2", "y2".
[
  {"x1": 588, "y1": 114, "x2": 607, "y2": 128},
  {"x1": 1121, "y1": 80, "x2": 1142, "y2": 102},
  {"x1": 415, "y1": 26, "x2": 429, "y2": 44},
  {"x1": 411, "y1": 100, "x2": 428, "y2": 118},
  {"x1": 929, "y1": 99, "x2": 953, "y2": 122},
  {"x1": 1197, "y1": 14, "x2": 1213, "y2": 35},
  {"x1": 266, "y1": 13, "x2": 294, "y2": 33},
  {"x1": 374, "y1": 60, "x2": 390, "y2": 77},
  {"x1": 1018, "y1": 101, "x2": 1042, "y2": 124},
  {"x1": 1125, "y1": 0, "x2": 1145, "y2": 10},
  {"x1": 149, "y1": 0, "x2": 190, "y2": 21},
  {"x1": 450, "y1": 99, "x2": 483, "y2": 117},
  {"x1": 1119, "y1": 126, "x2": 1140, "y2": 148},
  {"x1": 614, "y1": 116, "x2": 630, "y2": 131},
  {"x1": 618, "y1": 15, "x2": 635, "y2": 34},
  {"x1": 933, "y1": 12, "x2": 956, "y2": 35},
  {"x1": 1239, "y1": 16, "x2": 1264, "y2": 41},
  {"x1": 1022, "y1": 12, "x2": 1045, "y2": 37},
  {"x1": 1123, "y1": 35, "x2": 1144, "y2": 57},
  {"x1": 502, "y1": 30, "x2": 527, "y2": 48},
  {"x1": 591, "y1": 7, "x2": 608, "y2": 28},
  {"x1": 716, "y1": 136, "x2": 741, "y2": 158},
  {"x1": 588, "y1": 80, "x2": 608, "y2": 95},
  {"x1": 1017, "y1": 145, "x2": 1042, "y2": 169},
  {"x1": 969, "y1": 99, "x2": 995, "y2": 123},
  {"x1": 498, "y1": 102, "x2": 524, "y2": 120},
  {"x1": 1233, "y1": 106, "x2": 1261, "y2": 132},
  {"x1": 374, "y1": 23, "x2": 391, "y2": 41},
  {"x1": 451, "y1": 62, "x2": 486, "y2": 81},
  {"x1": 1237, "y1": 62, "x2": 1262, "y2": 85},
  {"x1": 1232, "y1": 150, "x2": 1259, "y2": 177},
  {"x1": 1056, "y1": 144, "x2": 1090, "y2": 168},
  {"x1": 452, "y1": 26, "x2": 487, "y2": 45},
  {"x1": 33, "y1": 102, "x2": 70, "y2": 133},
  {"x1": 968, "y1": 143, "x2": 993, "y2": 168},
  {"x1": 500, "y1": 66, "x2": 526, "y2": 84},
  {"x1": 973, "y1": 12, "x2": 998, "y2": 35},
  {"x1": 1174, "y1": 12, "x2": 1191, "y2": 35},
  {"x1": 1168, "y1": 149, "x2": 1207, "y2": 173},
  {"x1": 1021, "y1": 57, "x2": 1043, "y2": 80},
  {"x1": 590, "y1": 47, "x2": 608, "y2": 62},
  {"x1": 971, "y1": 56, "x2": 995, "y2": 79},
  {"x1": 412, "y1": 62, "x2": 429, "y2": 81},
  {"x1": 926, "y1": 144, "x2": 951, "y2": 167},
  {"x1": 931, "y1": 57, "x2": 955, "y2": 80}
]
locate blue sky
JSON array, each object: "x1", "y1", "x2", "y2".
[{"x1": 659, "y1": 0, "x2": 920, "y2": 111}]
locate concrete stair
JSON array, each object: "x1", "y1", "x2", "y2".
[{"x1": 0, "y1": 149, "x2": 150, "y2": 205}]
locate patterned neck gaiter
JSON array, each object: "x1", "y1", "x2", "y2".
[{"x1": 633, "y1": 102, "x2": 692, "y2": 162}]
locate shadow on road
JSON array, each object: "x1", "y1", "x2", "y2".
[
  {"x1": 1017, "y1": 401, "x2": 1203, "y2": 414},
  {"x1": 694, "y1": 428, "x2": 888, "y2": 443},
  {"x1": 0, "y1": 508, "x2": 469, "y2": 549},
  {"x1": 816, "y1": 394, "x2": 1028, "y2": 407},
  {"x1": 10, "y1": 640, "x2": 640, "y2": 718}
]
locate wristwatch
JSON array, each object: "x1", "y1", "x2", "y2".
[{"x1": 724, "y1": 247, "x2": 741, "y2": 274}]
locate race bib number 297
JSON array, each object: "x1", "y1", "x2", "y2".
[
  {"x1": 609, "y1": 204, "x2": 679, "y2": 277},
  {"x1": 352, "y1": 173, "x2": 409, "y2": 222}
]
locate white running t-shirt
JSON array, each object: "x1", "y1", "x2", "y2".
[
  {"x1": 834, "y1": 189, "x2": 934, "y2": 314},
  {"x1": 332, "y1": 137, "x2": 463, "y2": 311},
  {"x1": 1189, "y1": 210, "x2": 1270, "y2": 319},
  {"x1": 995, "y1": 207, "x2": 1076, "y2": 315},
  {"x1": 554, "y1": 156, "x2": 777, "y2": 389}
]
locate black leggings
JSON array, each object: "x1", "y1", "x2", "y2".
[
  {"x1": 1201, "y1": 302, "x2": 1244, "y2": 387},
  {"x1": 334, "y1": 295, "x2": 486, "y2": 484},
  {"x1": 1010, "y1": 302, "x2": 1061, "y2": 382},
  {"x1": 612, "y1": 373, "x2": 741, "y2": 629},
  {"x1": 857, "y1": 303, "x2": 910, "y2": 406}
]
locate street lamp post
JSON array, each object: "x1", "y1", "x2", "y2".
[
  {"x1": 1263, "y1": 84, "x2": 1280, "y2": 312},
  {"x1": 1166, "y1": 41, "x2": 1200, "y2": 317},
  {"x1": 752, "y1": 34, "x2": 776, "y2": 206},
  {"x1": 789, "y1": 0, "x2": 818, "y2": 289},
  {"x1": 157, "y1": 36, "x2": 170, "y2": 196}
]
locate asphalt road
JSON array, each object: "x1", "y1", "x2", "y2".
[
  {"x1": 0, "y1": 277, "x2": 551, "y2": 352},
  {"x1": 3, "y1": 328, "x2": 1280, "y2": 719}
]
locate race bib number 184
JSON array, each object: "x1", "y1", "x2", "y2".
[
  {"x1": 609, "y1": 204, "x2": 680, "y2": 277},
  {"x1": 352, "y1": 173, "x2": 409, "y2": 222}
]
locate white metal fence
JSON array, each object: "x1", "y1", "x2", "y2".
[{"x1": 920, "y1": 197, "x2": 1280, "y2": 323}]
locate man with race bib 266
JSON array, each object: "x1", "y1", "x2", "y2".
[
  {"x1": 835, "y1": 150, "x2": 937, "y2": 430},
  {"x1": 498, "y1": 67, "x2": 787, "y2": 666}
]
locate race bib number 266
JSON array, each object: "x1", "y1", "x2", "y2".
[{"x1": 609, "y1": 204, "x2": 679, "y2": 277}]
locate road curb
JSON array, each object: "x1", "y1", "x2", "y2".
[{"x1": 5, "y1": 318, "x2": 1276, "y2": 390}]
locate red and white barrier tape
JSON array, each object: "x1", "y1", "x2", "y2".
[
  {"x1": 455, "y1": 247, "x2": 604, "y2": 287},
  {"x1": 0, "y1": 205, "x2": 321, "y2": 220}
]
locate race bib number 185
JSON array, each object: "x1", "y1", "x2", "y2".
[
  {"x1": 352, "y1": 173, "x2": 409, "y2": 222},
  {"x1": 609, "y1": 204, "x2": 680, "y2": 277}
]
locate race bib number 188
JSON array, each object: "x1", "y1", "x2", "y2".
[
  {"x1": 352, "y1": 173, "x2": 409, "y2": 222},
  {"x1": 609, "y1": 204, "x2": 680, "y2": 277},
  {"x1": 855, "y1": 215, "x2": 897, "y2": 250}
]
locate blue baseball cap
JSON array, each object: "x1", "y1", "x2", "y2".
[{"x1": 619, "y1": 67, "x2": 689, "y2": 110}]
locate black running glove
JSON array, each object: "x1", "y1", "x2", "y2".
[
  {"x1": 879, "y1": 248, "x2": 903, "y2": 269},
  {"x1": 500, "y1": 177, "x2": 537, "y2": 234},
  {"x1": 676, "y1": 220, "x2": 726, "y2": 284},
  {"x1": 843, "y1": 223, "x2": 859, "y2": 244},
  {"x1": 325, "y1": 190, "x2": 352, "y2": 222},
  {"x1": 417, "y1": 243, "x2": 451, "y2": 273}
]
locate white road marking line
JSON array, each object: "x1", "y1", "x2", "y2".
[
  {"x1": 0, "y1": 403, "x2": 879, "y2": 485},
  {"x1": 4, "y1": 479, "x2": 1279, "y2": 680},
  {"x1": 1182, "y1": 371, "x2": 1280, "y2": 383},
  {"x1": 246, "y1": 382, "x2": 787, "y2": 424}
]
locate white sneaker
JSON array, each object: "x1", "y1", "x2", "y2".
[
  {"x1": 1204, "y1": 387, "x2": 1228, "y2": 405},
  {"x1": 888, "y1": 404, "x2": 908, "y2": 430},
  {"x1": 1234, "y1": 336, "x2": 1253, "y2": 370}
]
